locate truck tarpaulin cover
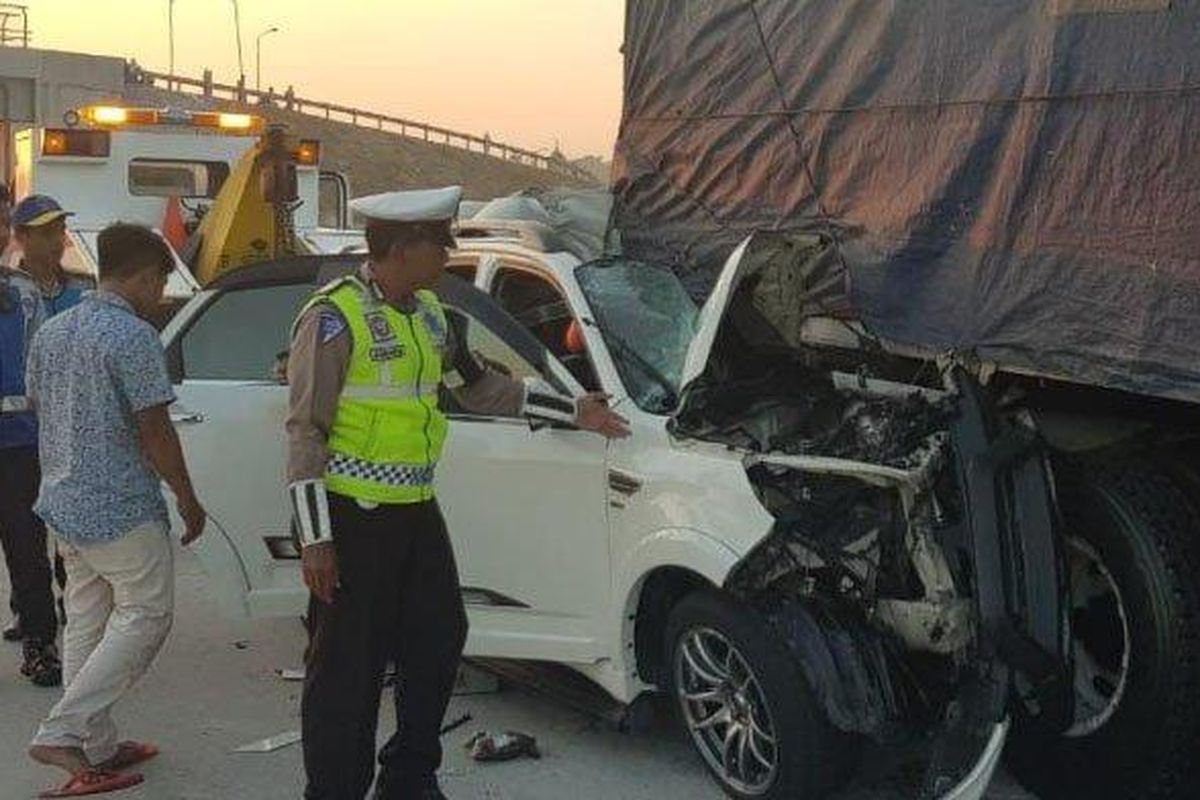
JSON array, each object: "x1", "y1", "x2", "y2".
[{"x1": 613, "y1": 0, "x2": 1200, "y2": 402}]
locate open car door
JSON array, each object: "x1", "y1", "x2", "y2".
[
  {"x1": 160, "y1": 258, "x2": 322, "y2": 617},
  {"x1": 163, "y1": 259, "x2": 609, "y2": 647}
]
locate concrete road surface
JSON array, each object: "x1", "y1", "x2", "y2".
[{"x1": 1, "y1": 546, "x2": 1036, "y2": 799}]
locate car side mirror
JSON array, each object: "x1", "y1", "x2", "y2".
[{"x1": 270, "y1": 350, "x2": 290, "y2": 385}]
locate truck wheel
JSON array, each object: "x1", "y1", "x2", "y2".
[
  {"x1": 1007, "y1": 462, "x2": 1200, "y2": 799},
  {"x1": 665, "y1": 589, "x2": 845, "y2": 799}
]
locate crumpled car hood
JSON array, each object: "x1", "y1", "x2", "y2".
[{"x1": 676, "y1": 230, "x2": 849, "y2": 411}]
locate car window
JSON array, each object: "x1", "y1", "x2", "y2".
[
  {"x1": 441, "y1": 306, "x2": 556, "y2": 417},
  {"x1": 447, "y1": 307, "x2": 538, "y2": 384},
  {"x1": 490, "y1": 267, "x2": 600, "y2": 391},
  {"x1": 318, "y1": 172, "x2": 348, "y2": 229},
  {"x1": 129, "y1": 158, "x2": 230, "y2": 199},
  {"x1": 179, "y1": 284, "x2": 312, "y2": 380}
]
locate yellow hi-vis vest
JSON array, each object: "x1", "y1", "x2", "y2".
[{"x1": 297, "y1": 276, "x2": 449, "y2": 504}]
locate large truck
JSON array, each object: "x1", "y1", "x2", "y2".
[{"x1": 612, "y1": 2, "x2": 1200, "y2": 799}]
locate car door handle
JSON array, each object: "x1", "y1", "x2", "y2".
[
  {"x1": 170, "y1": 410, "x2": 205, "y2": 425},
  {"x1": 608, "y1": 469, "x2": 642, "y2": 496}
]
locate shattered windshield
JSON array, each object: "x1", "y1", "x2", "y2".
[{"x1": 576, "y1": 258, "x2": 698, "y2": 414}]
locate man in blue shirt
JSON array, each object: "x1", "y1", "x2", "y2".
[
  {"x1": 26, "y1": 223, "x2": 205, "y2": 797},
  {"x1": 0, "y1": 195, "x2": 87, "y2": 687}
]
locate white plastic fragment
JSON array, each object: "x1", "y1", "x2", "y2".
[{"x1": 233, "y1": 730, "x2": 302, "y2": 753}]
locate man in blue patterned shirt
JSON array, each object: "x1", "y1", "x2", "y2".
[{"x1": 24, "y1": 223, "x2": 206, "y2": 797}]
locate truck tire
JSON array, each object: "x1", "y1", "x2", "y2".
[
  {"x1": 1007, "y1": 461, "x2": 1200, "y2": 799},
  {"x1": 664, "y1": 589, "x2": 847, "y2": 799}
]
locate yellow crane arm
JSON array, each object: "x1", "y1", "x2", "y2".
[{"x1": 191, "y1": 126, "x2": 313, "y2": 286}]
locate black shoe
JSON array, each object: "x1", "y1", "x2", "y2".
[
  {"x1": 372, "y1": 775, "x2": 447, "y2": 800},
  {"x1": 21, "y1": 639, "x2": 62, "y2": 687},
  {"x1": 383, "y1": 788, "x2": 446, "y2": 800},
  {"x1": 2, "y1": 618, "x2": 22, "y2": 642}
]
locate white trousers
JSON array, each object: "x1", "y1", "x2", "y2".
[{"x1": 31, "y1": 522, "x2": 174, "y2": 764}]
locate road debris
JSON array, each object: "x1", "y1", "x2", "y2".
[
  {"x1": 465, "y1": 731, "x2": 541, "y2": 762},
  {"x1": 440, "y1": 713, "x2": 472, "y2": 736},
  {"x1": 276, "y1": 667, "x2": 305, "y2": 681},
  {"x1": 232, "y1": 729, "x2": 302, "y2": 753}
]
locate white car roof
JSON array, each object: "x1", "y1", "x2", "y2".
[{"x1": 454, "y1": 237, "x2": 581, "y2": 279}]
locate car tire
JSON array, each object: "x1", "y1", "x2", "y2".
[
  {"x1": 664, "y1": 589, "x2": 847, "y2": 799},
  {"x1": 1006, "y1": 460, "x2": 1200, "y2": 799}
]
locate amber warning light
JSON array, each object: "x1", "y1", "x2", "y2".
[
  {"x1": 89, "y1": 106, "x2": 128, "y2": 125},
  {"x1": 191, "y1": 112, "x2": 257, "y2": 131},
  {"x1": 78, "y1": 106, "x2": 263, "y2": 134},
  {"x1": 83, "y1": 106, "x2": 158, "y2": 126},
  {"x1": 294, "y1": 139, "x2": 320, "y2": 166},
  {"x1": 41, "y1": 129, "x2": 111, "y2": 158}
]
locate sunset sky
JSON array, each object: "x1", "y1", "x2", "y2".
[{"x1": 26, "y1": 0, "x2": 625, "y2": 158}]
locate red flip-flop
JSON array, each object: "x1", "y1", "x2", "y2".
[
  {"x1": 37, "y1": 769, "x2": 144, "y2": 798},
  {"x1": 94, "y1": 742, "x2": 159, "y2": 771}
]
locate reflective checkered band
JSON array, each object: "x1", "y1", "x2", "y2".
[
  {"x1": 1, "y1": 395, "x2": 30, "y2": 413},
  {"x1": 327, "y1": 454, "x2": 436, "y2": 487}
]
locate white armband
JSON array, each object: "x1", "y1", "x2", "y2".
[
  {"x1": 289, "y1": 479, "x2": 333, "y2": 548},
  {"x1": 520, "y1": 377, "x2": 578, "y2": 426}
]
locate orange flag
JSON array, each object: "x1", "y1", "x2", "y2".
[{"x1": 162, "y1": 195, "x2": 187, "y2": 251}]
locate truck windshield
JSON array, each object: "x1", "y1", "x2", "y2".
[{"x1": 576, "y1": 258, "x2": 698, "y2": 414}]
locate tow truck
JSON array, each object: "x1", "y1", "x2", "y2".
[{"x1": 4, "y1": 103, "x2": 354, "y2": 314}]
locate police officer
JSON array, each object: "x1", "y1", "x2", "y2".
[
  {"x1": 286, "y1": 186, "x2": 629, "y2": 800},
  {"x1": 0, "y1": 195, "x2": 88, "y2": 685}
]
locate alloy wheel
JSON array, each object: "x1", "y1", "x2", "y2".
[{"x1": 675, "y1": 626, "x2": 780, "y2": 795}]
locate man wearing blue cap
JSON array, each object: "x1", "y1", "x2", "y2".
[
  {"x1": 287, "y1": 187, "x2": 630, "y2": 799},
  {"x1": 0, "y1": 194, "x2": 88, "y2": 686}
]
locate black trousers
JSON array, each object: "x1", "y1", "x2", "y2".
[
  {"x1": 302, "y1": 495, "x2": 468, "y2": 800},
  {"x1": 0, "y1": 446, "x2": 55, "y2": 643}
]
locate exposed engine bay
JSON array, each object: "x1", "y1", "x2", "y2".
[
  {"x1": 676, "y1": 360, "x2": 976, "y2": 738},
  {"x1": 668, "y1": 233, "x2": 1071, "y2": 788}
]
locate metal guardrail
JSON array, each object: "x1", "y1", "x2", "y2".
[{"x1": 133, "y1": 68, "x2": 595, "y2": 184}]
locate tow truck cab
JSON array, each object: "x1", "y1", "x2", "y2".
[{"x1": 3, "y1": 105, "x2": 351, "y2": 311}]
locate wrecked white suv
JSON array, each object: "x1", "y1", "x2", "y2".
[{"x1": 164, "y1": 228, "x2": 1068, "y2": 799}]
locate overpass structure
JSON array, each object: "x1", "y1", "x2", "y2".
[
  {"x1": 132, "y1": 67, "x2": 594, "y2": 184},
  {"x1": 0, "y1": 47, "x2": 596, "y2": 196}
]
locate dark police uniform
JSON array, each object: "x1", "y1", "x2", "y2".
[{"x1": 286, "y1": 187, "x2": 585, "y2": 800}]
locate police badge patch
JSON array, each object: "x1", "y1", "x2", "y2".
[
  {"x1": 318, "y1": 311, "x2": 348, "y2": 343},
  {"x1": 366, "y1": 312, "x2": 394, "y2": 343}
]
